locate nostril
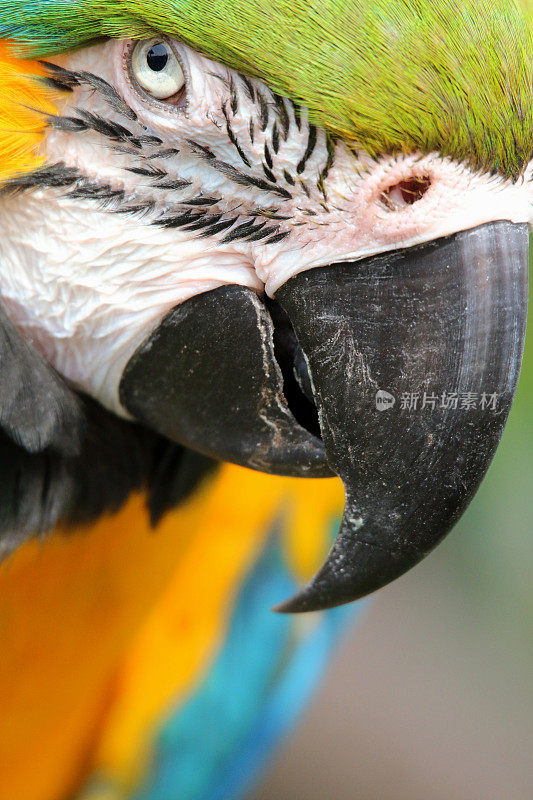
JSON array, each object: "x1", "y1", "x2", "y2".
[{"x1": 379, "y1": 175, "x2": 431, "y2": 211}]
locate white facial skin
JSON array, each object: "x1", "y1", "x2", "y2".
[{"x1": 0, "y1": 38, "x2": 531, "y2": 413}]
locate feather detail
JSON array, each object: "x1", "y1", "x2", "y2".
[
  {"x1": 0, "y1": 41, "x2": 60, "y2": 181},
  {"x1": 0, "y1": 465, "x2": 346, "y2": 800}
]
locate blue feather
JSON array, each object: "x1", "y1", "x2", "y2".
[{"x1": 131, "y1": 523, "x2": 364, "y2": 800}]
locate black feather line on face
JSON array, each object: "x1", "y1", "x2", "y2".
[
  {"x1": 182, "y1": 211, "x2": 224, "y2": 231},
  {"x1": 197, "y1": 216, "x2": 237, "y2": 237},
  {"x1": 0, "y1": 305, "x2": 216, "y2": 553},
  {"x1": 245, "y1": 223, "x2": 279, "y2": 242},
  {"x1": 297, "y1": 125, "x2": 318, "y2": 174},
  {"x1": 299, "y1": 180, "x2": 311, "y2": 199},
  {"x1": 2, "y1": 164, "x2": 81, "y2": 192},
  {"x1": 262, "y1": 163, "x2": 277, "y2": 184},
  {"x1": 41, "y1": 76, "x2": 76, "y2": 93},
  {"x1": 41, "y1": 62, "x2": 137, "y2": 121},
  {"x1": 271, "y1": 123, "x2": 280, "y2": 154},
  {"x1": 3, "y1": 163, "x2": 286, "y2": 244},
  {"x1": 187, "y1": 142, "x2": 291, "y2": 199},
  {"x1": 127, "y1": 165, "x2": 167, "y2": 177},
  {"x1": 156, "y1": 178, "x2": 192, "y2": 190},
  {"x1": 229, "y1": 78, "x2": 239, "y2": 116},
  {"x1": 183, "y1": 196, "x2": 220, "y2": 207},
  {"x1": 291, "y1": 101, "x2": 302, "y2": 130},
  {"x1": 239, "y1": 74, "x2": 256, "y2": 103},
  {"x1": 13, "y1": 62, "x2": 309, "y2": 244},
  {"x1": 264, "y1": 230, "x2": 290, "y2": 245},
  {"x1": 264, "y1": 143, "x2": 273, "y2": 170},
  {"x1": 273, "y1": 95, "x2": 290, "y2": 141},
  {"x1": 150, "y1": 148, "x2": 180, "y2": 159},
  {"x1": 157, "y1": 210, "x2": 206, "y2": 228},
  {"x1": 220, "y1": 218, "x2": 265, "y2": 243},
  {"x1": 257, "y1": 90, "x2": 270, "y2": 132},
  {"x1": 320, "y1": 135, "x2": 336, "y2": 184},
  {"x1": 39, "y1": 61, "x2": 332, "y2": 211},
  {"x1": 38, "y1": 61, "x2": 80, "y2": 89},
  {"x1": 222, "y1": 103, "x2": 252, "y2": 168}
]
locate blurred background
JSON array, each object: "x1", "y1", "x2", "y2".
[{"x1": 250, "y1": 257, "x2": 533, "y2": 800}]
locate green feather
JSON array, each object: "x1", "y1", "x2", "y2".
[{"x1": 1, "y1": 0, "x2": 533, "y2": 178}]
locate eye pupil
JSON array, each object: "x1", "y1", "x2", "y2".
[{"x1": 146, "y1": 42, "x2": 169, "y2": 72}]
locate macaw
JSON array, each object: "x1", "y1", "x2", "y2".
[{"x1": 0, "y1": 1, "x2": 531, "y2": 799}]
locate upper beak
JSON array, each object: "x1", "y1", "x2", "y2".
[
  {"x1": 120, "y1": 220, "x2": 528, "y2": 612},
  {"x1": 274, "y1": 220, "x2": 528, "y2": 611}
]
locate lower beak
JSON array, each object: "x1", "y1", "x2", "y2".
[
  {"x1": 274, "y1": 221, "x2": 528, "y2": 611},
  {"x1": 120, "y1": 283, "x2": 331, "y2": 477}
]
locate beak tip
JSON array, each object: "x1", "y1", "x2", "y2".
[
  {"x1": 272, "y1": 582, "x2": 352, "y2": 614},
  {"x1": 271, "y1": 593, "x2": 307, "y2": 614},
  {"x1": 271, "y1": 581, "x2": 325, "y2": 613}
]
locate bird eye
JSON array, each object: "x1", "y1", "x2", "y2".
[{"x1": 130, "y1": 39, "x2": 185, "y2": 101}]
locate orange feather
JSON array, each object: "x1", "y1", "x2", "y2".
[{"x1": 0, "y1": 41, "x2": 60, "y2": 181}]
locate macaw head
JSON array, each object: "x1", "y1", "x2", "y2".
[{"x1": 0, "y1": 0, "x2": 531, "y2": 610}]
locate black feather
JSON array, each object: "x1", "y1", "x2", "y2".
[
  {"x1": 0, "y1": 311, "x2": 217, "y2": 554},
  {"x1": 0, "y1": 304, "x2": 84, "y2": 454}
]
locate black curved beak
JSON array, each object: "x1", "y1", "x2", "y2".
[
  {"x1": 274, "y1": 221, "x2": 528, "y2": 611},
  {"x1": 120, "y1": 220, "x2": 528, "y2": 612}
]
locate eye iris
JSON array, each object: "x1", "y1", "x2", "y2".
[
  {"x1": 146, "y1": 42, "x2": 169, "y2": 72},
  {"x1": 130, "y1": 38, "x2": 186, "y2": 102}
]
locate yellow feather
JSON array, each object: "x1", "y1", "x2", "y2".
[
  {"x1": 0, "y1": 41, "x2": 59, "y2": 181},
  {"x1": 0, "y1": 465, "x2": 343, "y2": 800}
]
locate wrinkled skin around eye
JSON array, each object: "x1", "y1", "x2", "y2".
[{"x1": 0, "y1": 37, "x2": 530, "y2": 413}]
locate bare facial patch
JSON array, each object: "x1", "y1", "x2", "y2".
[{"x1": 0, "y1": 38, "x2": 531, "y2": 414}]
